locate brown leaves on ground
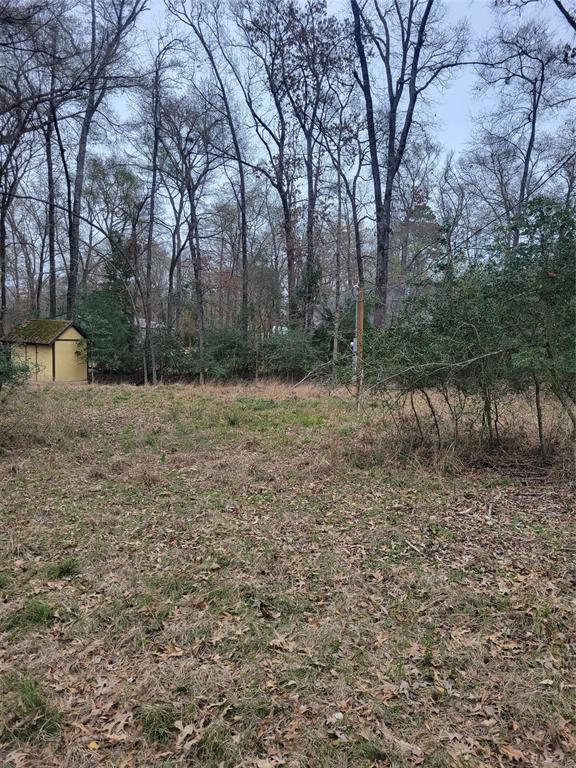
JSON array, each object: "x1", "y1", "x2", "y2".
[{"x1": 0, "y1": 383, "x2": 574, "y2": 767}]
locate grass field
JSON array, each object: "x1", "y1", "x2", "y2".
[{"x1": 0, "y1": 384, "x2": 574, "y2": 767}]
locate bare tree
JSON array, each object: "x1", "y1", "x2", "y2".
[
  {"x1": 159, "y1": 93, "x2": 225, "y2": 382},
  {"x1": 166, "y1": 0, "x2": 250, "y2": 339},
  {"x1": 495, "y1": 0, "x2": 576, "y2": 34},
  {"x1": 232, "y1": 0, "x2": 301, "y2": 322},
  {"x1": 64, "y1": 0, "x2": 147, "y2": 320},
  {"x1": 476, "y1": 20, "x2": 573, "y2": 246},
  {"x1": 139, "y1": 39, "x2": 178, "y2": 383},
  {"x1": 351, "y1": 0, "x2": 467, "y2": 326},
  {"x1": 0, "y1": 1, "x2": 58, "y2": 331},
  {"x1": 281, "y1": 0, "x2": 348, "y2": 328}
]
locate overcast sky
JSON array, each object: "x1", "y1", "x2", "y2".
[{"x1": 136, "y1": 0, "x2": 568, "y2": 156}]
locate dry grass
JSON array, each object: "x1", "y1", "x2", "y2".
[
  {"x1": 349, "y1": 387, "x2": 573, "y2": 477},
  {"x1": 0, "y1": 383, "x2": 574, "y2": 767}
]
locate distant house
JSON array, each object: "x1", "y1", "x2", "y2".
[{"x1": 4, "y1": 319, "x2": 88, "y2": 383}]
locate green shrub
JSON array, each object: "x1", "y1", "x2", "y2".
[
  {"x1": 0, "y1": 347, "x2": 31, "y2": 400},
  {"x1": 76, "y1": 286, "x2": 141, "y2": 374},
  {"x1": 260, "y1": 329, "x2": 325, "y2": 380},
  {"x1": 364, "y1": 197, "x2": 576, "y2": 451}
]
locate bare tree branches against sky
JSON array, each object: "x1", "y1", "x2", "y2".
[{"x1": 129, "y1": 0, "x2": 571, "y2": 153}]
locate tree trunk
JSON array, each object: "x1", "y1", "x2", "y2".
[
  {"x1": 512, "y1": 75, "x2": 542, "y2": 248},
  {"x1": 67, "y1": 0, "x2": 100, "y2": 319},
  {"x1": 144, "y1": 65, "x2": 161, "y2": 385},
  {"x1": 332, "y1": 163, "x2": 342, "y2": 370},
  {"x1": 0, "y1": 206, "x2": 7, "y2": 337},
  {"x1": 534, "y1": 375, "x2": 546, "y2": 456},
  {"x1": 350, "y1": 195, "x2": 363, "y2": 288},
  {"x1": 34, "y1": 228, "x2": 47, "y2": 317},
  {"x1": 280, "y1": 193, "x2": 297, "y2": 325},
  {"x1": 45, "y1": 33, "x2": 58, "y2": 318},
  {"x1": 46, "y1": 118, "x2": 57, "y2": 318},
  {"x1": 351, "y1": 0, "x2": 385, "y2": 325},
  {"x1": 190, "y1": 19, "x2": 249, "y2": 339},
  {"x1": 304, "y1": 133, "x2": 316, "y2": 329},
  {"x1": 67, "y1": 94, "x2": 96, "y2": 320},
  {"x1": 377, "y1": 170, "x2": 395, "y2": 326},
  {"x1": 188, "y1": 195, "x2": 205, "y2": 383}
]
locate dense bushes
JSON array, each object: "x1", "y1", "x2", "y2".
[
  {"x1": 364, "y1": 198, "x2": 575, "y2": 452},
  {"x1": 151, "y1": 327, "x2": 332, "y2": 382},
  {"x1": 78, "y1": 298, "x2": 337, "y2": 383}
]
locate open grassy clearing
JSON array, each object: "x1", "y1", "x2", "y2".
[{"x1": 0, "y1": 383, "x2": 574, "y2": 767}]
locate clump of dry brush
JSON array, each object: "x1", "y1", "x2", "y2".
[{"x1": 346, "y1": 386, "x2": 573, "y2": 478}]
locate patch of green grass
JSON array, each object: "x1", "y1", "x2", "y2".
[
  {"x1": 349, "y1": 736, "x2": 408, "y2": 765},
  {"x1": 142, "y1": 607, "x2": 171, "y2": 636},
  {"x1": 4, "y1": 599, "x2": 55, "y2": 631},
  {"x1": 46, "y1": 557, "x2": 80, "y2": 579},
  {"x1": 206, "y1": 583, "x2": 240, "y2": 612},
  {"x1": 226, "y1": 411, "x2": 241, "y2": 427},
  {"x1": 236, "y1": 396, "x2": 276, "y2": 411},
  {"x1": 232, "y1": 695, "x2": 272, "y2": 721},
  {"x1": 144, "y1": 428, "x2": 162, "y2": 448},
  {"x1": 0, "y1": 570, "x2": 10, "y2": 590},
  {"x1": 239, "y1": 585, "x2": 310, "y2": 619},
  {"x1": 119, "y1": 425, "x2": 136, "y2": 451},
  {"x1": 457, "y1": 590, "x2": 510, "y2": 619},
  {"x1": 188, "y1": 723, "x2": 239, "y2": 768},
  {"x1": 89, "y1": 597, "x2": 137, "y2": 639},
  {"x1": 277, "y1": 664, "x2": 318, "y2": 689},
  {"x1": 112, "y1": 392, "x2": 133, "y2": 403},
  {"x1": 297, "y1": 413, "x2": 324, "y2": 427},
  {"x1": 150, "y1": 573, "x2": 197, "y2": 600},
  {"x1": 422, "y1": 751, "x2": 453, "y2": 767},
  {"x1": 1, "y1": 673, "x2": 61, "y2": 741},
  {"x1": 135, "y1": 703, "x2": 178, "y2": 743}
]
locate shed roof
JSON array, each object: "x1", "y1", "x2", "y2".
[{"x1": 4, "y1": 319, "x2": 86, "y2": 345}]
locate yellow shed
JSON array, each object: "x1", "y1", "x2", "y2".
[{"x1": 5, "y1": 319, "x2": 88, "y2": 383}]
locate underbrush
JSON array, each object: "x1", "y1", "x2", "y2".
[{"x1": 343, "y1": 388, "x2": 573, "y2": 479}]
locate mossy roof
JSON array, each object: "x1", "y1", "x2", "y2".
[{"x1": 4, "y1": 319, "x2": 86, "y2": 345}]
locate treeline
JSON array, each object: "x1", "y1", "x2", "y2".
[{"x1": 0, "y1": 0, "x2": 575, "y2": 392}]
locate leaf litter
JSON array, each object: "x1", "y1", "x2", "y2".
[{"x1": 0, "y1": 383, "x2": 574, "y2": 767}]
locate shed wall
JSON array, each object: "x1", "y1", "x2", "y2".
[
  {"x1": 13, "y1": 343, "x2": 53, "y2": 381},
  {"x1": 12, "y1": 344, "x2": 27, "y2": 365},
  {"x1": 54, "y1": 339, "x2": 87, "y2": 382},
  {"x1": 58, "y1": 327, "x2": 84, "y2": 341},
  {"x1": 37, "y1": 345, "x2": 53, "y2": 381}
]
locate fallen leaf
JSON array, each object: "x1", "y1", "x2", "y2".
[{"x1": 500, "y1": 745, "x2": 527, "y2": 762}]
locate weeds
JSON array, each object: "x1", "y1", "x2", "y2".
[
  {"x1": 1, "y1": 674, "x2": 61, "y2": 741},
  {"x1": 46, "y1": 558, "x2": 80, "y2": 579},
  {"x1": 4, "y1": 599, "x2": 55, "y2": 630},
  {"x1": 188, "y1": 724, "x2": 239, "y2": 768},
  {"x1": 135, "y1": 703, "x2": 178, "y2": 743}
]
